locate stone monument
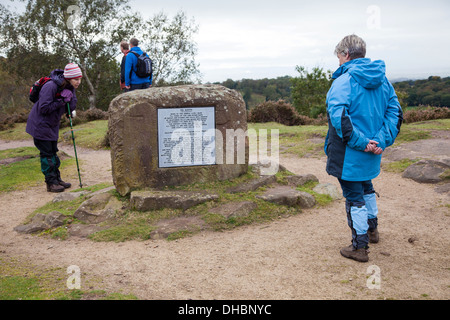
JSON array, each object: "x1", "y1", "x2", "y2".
[{"x1": 108, "y1": 85, "x2": 249, "y2": 196}]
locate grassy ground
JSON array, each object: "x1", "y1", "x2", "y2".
[
  {"x1": 0, "y1": 255, "x2": 137, "y2": 300},
  {"x1": 0, "y1": 147, "x2": 76, "y2": 192},
  {"x1": 1, "y1": 117, "x2": 448, "y2": 299}
]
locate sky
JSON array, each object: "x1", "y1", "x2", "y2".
[
  {"x1": 2, "y1": 0, "x2": 450, "y2": 83},
  {"x1": 126, "y1": 0, "x2": 450, "y2": 83}
]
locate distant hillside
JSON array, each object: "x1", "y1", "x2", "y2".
[
  {"x1": 393, "y1": 76, "x2": 450, "y2": 107},
  {"x1": 216, "y1": 76, "x2": 293, "y2": 109}
]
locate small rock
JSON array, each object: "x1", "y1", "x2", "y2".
[
  {"x1": 52, "y1": 192, "x2": 86, "y2": 203},
  {"x1": 226, "y1": 175, "x2": 276, "y2": 193},
  {"x1": 209, "y1": 201, "x2": 257, "y2": 218},
  {"x1": 286, "y1": 174, "x2": 319, "y2": 187},
  {"x1": 313, "y1": 183, "x2": 342, "y2": 200},
  {"x1": 408, "y1": 236, "x2": 419, "y2": 244},
  {"x1": 130, "y1": 190, "x2": 219, "y2": 211},
  {"x1": 402, "y1": 160, "x2": 450, "y2": 184},
  {"x1": 256, "y1": 186, "x2": 316, "y2": 208}
]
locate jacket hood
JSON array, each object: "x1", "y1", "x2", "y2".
[
  {"x1": 50, "y1": 69, "x2": 65, "y2": 86},
  {"x1": 130, "y1": 46, "x2": 144, "y2": 55},
  {"x1": 332, "y1": 58, "x2": 386, "y2": 89}
]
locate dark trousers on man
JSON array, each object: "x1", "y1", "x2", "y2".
[
  {"x1": 33, "y1": 138, "x2": 61, "y2": 185},
  {"x1": 127, "y1": 82, "x2": 150, "y2": 92}
]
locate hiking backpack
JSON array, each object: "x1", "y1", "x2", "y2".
[
  {"x1": 29, "y1": 77, "x2": 52, "y2": 103},
  {"x1": 29, "y1": 76, "x2": 62, "y2": 103},
  {"x1": 130, "y1": 51, "x2": 153, "y2": 78}
]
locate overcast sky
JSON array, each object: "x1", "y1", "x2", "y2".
[
  {"x1": 3, "y1": 0, "x2": 449, "y2": 83},
  {"x1": 127, "y1": 0, "x2": 450, "y2": 83}
]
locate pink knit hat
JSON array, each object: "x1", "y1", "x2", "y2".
[{"x1": 64, "y1": 63, "x2": 83, "y2": 79}]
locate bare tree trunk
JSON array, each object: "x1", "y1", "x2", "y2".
[{"x1": 79, "y1": 63, "x2": 97, "y2": 109}]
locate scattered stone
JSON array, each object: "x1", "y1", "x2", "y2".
[
  {"x1": 226, "y1": 175, "x2": 276, "y2": 193},
  {"x1": 402, "y1": 159, "x2": 450, "y2": 184},
  {"x1": 256, "y1": 186, "x2": 316, "y2": 208},
  {"x1": 73, "y1": 193, "x2": 114, "y2": 224},
  {"x1": 14, "y1": 211, "x2": 65, "y2": 234},
  {"x1": 52, "y1": 191, "x2": 86, "y2": 203},
  {"x1": 408, "y1": 236, "x2": 419, "y2": 244},
  {"x1": 286, "y1": 174, "x2": 319, "y2": 187},
  {"x1": 209, "y1": 201, "x2": 257, "y2": 219},
  {"x1": 380, "y1": 251, "x2": 391, "y2": 257},
  {"x1": 44, "y1": 211, "x2": 66, "y2": 228},
  {"x1": 68, "y1": 224, "x2": 108, "y2": 238},
  {"x1": 313, "y1": 183, "x2": 343, "y2": 200},
  {"x1": 130, "y1": 190, "x2": 219, "y2": 211},
  {"x1": 149, "y1": 216, "x2": 206, "y2": 240}
]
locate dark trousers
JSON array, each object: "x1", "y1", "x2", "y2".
[
  {"x1": 33, "y1": 138, "x2": 61, "y2": 185},
  {"x1": 127, "y1": 82, "x2": 150, "y2": 92}
]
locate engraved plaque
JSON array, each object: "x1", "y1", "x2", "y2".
[{"x1": 158, "y1": 107, "x2": 216, "y2": 168}]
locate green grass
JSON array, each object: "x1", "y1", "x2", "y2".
[
  {"x1": 59, "y1": 120, "x2": 109, "y2": 149},
  {"x1": 0, "y1": 147, "x2": 75, "y2": 193},
  {"x1": 248, "y1": 122, "x2": 328, "y2": 157},
  {"x1": 0, "y1": 256, "x2": 138, "y2": 300},
  {"x1": 0, "y1": 120, "x2": 109, "y2": 150},
  {"x1": 382, "y1": 159, "x2": 420, "y2": 173}
]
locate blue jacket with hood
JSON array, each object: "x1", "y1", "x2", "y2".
[
  {"x1": 124, "y1": 46, "x2": 152, "y2": 87},
  {"x1": 324, "y1": 58, "x2": 403, "y2": 181}
]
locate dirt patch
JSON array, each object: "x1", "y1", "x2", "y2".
[{"x1": 0, "y1": 138, "x2": 449, "y2": 300}]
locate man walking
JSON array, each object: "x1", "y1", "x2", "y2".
[
  {"x1": 119, "y1": 40, "x2": 130, "y2": 91},
  {"x1": 324, "y1": 34, "x2": 403, "y2": 262},
  {"x1": 124, "y1": 38, "x2": 152, "y2": 91}
]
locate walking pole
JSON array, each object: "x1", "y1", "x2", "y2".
[{"x1": 67, "y1": 103, "x2": 83, "y2": 188}]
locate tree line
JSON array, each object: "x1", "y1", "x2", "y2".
[
  {"x1": 0, "y1": 0, "x2": 200, "y2": 112},
  {"x1": 392, "y1": 76, "x2": 450, "y2": 108}
]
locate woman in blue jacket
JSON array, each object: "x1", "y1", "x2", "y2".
[
  {"x1": 325, "y1": 35, "x2": 403, "y2": 262},
  {"x1": 26, "y1": 63, "x2": 82, "y2": 193}
]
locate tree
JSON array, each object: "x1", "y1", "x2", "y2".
[
  {"x1": 0, "y1": 0, "x2": 201, "y2": 110},
  {"x1": 290, "y1": 66, "x2": 332, "y2": 117}
]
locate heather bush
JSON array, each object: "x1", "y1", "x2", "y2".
[
  {"x1": 248, "y1": 100, "x2": 327, "y2": 126},
  {"x1": 403, "y1": 106, "x2": 450, "y2": 123}
]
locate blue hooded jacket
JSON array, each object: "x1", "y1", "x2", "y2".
[
  {"x1": 124, "y1": 46, "x2": 152, "y2": 86},
  {"x1": 26, "y1": 69, "x2": 77, "y2": 141},
  {"x1": 324, "y1": 58, "x2": 403, "y2": 181}
]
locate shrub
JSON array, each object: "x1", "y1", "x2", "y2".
[
  {"x1": 403, "y1": 106, "x2": 450, "y2": 123},
  {"x1": 247, "y1": 100, "x2": 327, "y2": 126}
]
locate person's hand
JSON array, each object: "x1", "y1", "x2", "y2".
[
  {"x1": 61, "y1": 89, "x2": 73, "y2": 103},
  {"x1": 365, "y1": 140, "x2": 383, "y2": 155},
  {"x1": 365, "y1": 140, "x2": 378, "y2": 153}
]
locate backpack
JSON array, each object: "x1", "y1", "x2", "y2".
[
  {"x1": 130, "y1": 51, "x2": 152, "y2": 78},
  {"x1": 29, "y1": 77, "x2": 52, "y2": 103}
]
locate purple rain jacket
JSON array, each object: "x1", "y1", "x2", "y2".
[{"x1": 26, "y1": 69, "x2": 77, "y2": 141}]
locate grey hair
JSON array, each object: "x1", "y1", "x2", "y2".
[
  {"x1": 334, "y1": 34, "x2": 366, "y2": 60},
  {"x1": 129, "y1": 38, "x2": 139, "y2": 47}
]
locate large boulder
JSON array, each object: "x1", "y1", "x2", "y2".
[
  {"x1": 108, "y1": 85, "x2": 249, "y2": 196},
  {"x1": 402, "y1": 159, "x2": 450, "y2": 184}
]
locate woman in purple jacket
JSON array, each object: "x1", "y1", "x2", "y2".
[{"x1": 26, "y1": 63, "x2": 82, "y2": 192}]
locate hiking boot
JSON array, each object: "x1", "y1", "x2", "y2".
[
  {"x1": 58, "y1": 180, "x2": 72, "y2": 189},
  {"x1": 368, "y1": 229, "x2": 379, "y2": 244},
  {"x1": 340, "y1": 245, "x2": 369, "y2": 263},
  {"x1": 47, "y1": 183, "x2": 65, "y2": 193}
]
